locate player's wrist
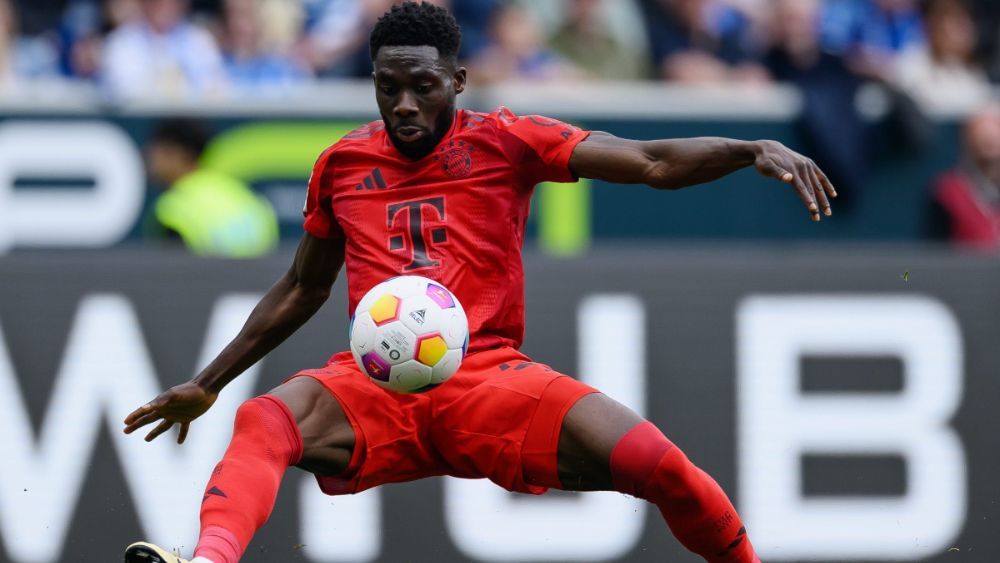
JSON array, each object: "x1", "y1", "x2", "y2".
[
  {"x1": 745, "y1": 140, "x2": 765, "y2": 161},
  {"x1": 192, "y1": 373, "x2": 224, "y2": 395}
]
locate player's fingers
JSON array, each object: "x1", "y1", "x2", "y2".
[
  {"x1": 177, "y1": 422, "x2": 190, "y2": 445},
  {"x1": 762, "y1": 160, "x2": 794, "y2": 183},
  {"x1": 816, "y1": 166, "x2": 837, "y2": 198},
  {"x1": 805, "y1": 164, "x2": 831, "y2": 217},
  {"x1": 124, "y1": 394, "x2": 171, "y2": 425},
  {"x1": 124, "y1": 404, "x2": 153, "y2": 425},
  {"x1": 144, "y1": 419, "x2": 174, "y2": 442},
  {"x1": 788, "y1": 172, "x2": 820, "y2": 221},
  {"x1": 123, "y1": 411, "x2": 163, "y2": 434}
]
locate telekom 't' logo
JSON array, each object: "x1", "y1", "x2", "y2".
[{"x1": 387, "y1": 197, "x2": 447, "y2": 271}]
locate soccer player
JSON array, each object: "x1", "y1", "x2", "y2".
[{"x1": 123, "y1": 3, "x2": 835, "y2": 562}]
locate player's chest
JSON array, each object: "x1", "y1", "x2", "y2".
[{"x1": 329, "y1": 141, "x2": 519, "y2": 217}]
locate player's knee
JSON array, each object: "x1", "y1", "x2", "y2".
[
  {"x1": 232, "y1": 397, "x2": 269, "y2": 432},
  {"x1": 609, "y1": 420, "x2": 677, "y2": 498},
  {"x1": 232, "y1": 395, "x2": 303, "y2": 466}
]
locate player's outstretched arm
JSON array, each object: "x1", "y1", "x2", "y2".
[
  {"x1": 123, "y1": 233, "x2": 345, "y2": 443},
  {"x1": 569, "y1": 131, "x2": 837, "y2": 222}
]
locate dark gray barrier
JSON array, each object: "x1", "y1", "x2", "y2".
[{"x1": 0, "y1": 248, "x2": 996, "y2": 562}]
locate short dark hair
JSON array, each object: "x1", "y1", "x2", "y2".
[
  {"x1": 369, "y1": 1, "x2": 462, "y2": 62},
  {"x1": 149, "y1": 118, "x2": 210, "y2": 158}
]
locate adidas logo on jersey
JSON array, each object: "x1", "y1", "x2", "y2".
[{"x1": 355, "y1": 168, "x2": 388, "y2": 191}]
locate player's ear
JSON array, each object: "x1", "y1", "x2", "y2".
[{"x1": 453, "y1": 67, "x2": 467, "y2": 94}]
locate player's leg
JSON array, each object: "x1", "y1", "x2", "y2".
[
  {"x1": 556, "y1": 393, "x2": 759, "y2": 563},
  {"x1": 191, "y1": 376, "x2": 354, "y2": 563}
]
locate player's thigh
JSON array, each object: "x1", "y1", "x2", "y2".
[
  {"x1": 268, "y1": 376, "x2": 355, "y2": 476},
  {"x1": 557, "y1": 392, "x2": 643, "y2": 491}
]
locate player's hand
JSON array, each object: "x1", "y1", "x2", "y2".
[
  {"x1": 752, "y1": 140, "x2": 837, "y2": 222},
  {"x1": 123, "y1": 382, "x2": 218, "y2": 444}
]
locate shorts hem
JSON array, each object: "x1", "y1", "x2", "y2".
[{"x1": 520, "y1": 376, "x2": 597, "y2": 490}]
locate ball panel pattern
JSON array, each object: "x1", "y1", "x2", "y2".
[
  {"x1": 360, "y1": 351, "x2": 391, "y2": 381},
  {"x1": 373, "y1": 323, "x2": 417, "y2": 366},
  {"x1": 431, "y1": 348, "x2": 463, "y2": 384},
  {"x1": 440, "y1": 309, "x2": 468, "y2": 349},
  {"x1": 350, "y1": 312, "x2": 377, "y2": 355},
  {"x1": 399, "y1": 293, "x2": 442, "y2": 336},
  {"x1": 387, "y1": 275, "x2": 427, "y2": 298},
  {"x1": 425, "y1": 283, "x2": 456, "y2": 309},
  {"x1": 386, "y1": 360, "x2": 433, "y2": 393},
  {"x1": 416, "y1": 334, "x2": 448, "y2": 366},
  {"x1": 369, "y1": 294, "x2": 401, "y2": 325}
]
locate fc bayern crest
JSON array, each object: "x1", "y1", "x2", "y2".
[{"x1": 435, "y1": 140, "x2": 474, "y2": 178}]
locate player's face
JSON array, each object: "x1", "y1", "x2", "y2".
[{"x1": 373, "y1": 45, "x2": 467, "y2": 160}]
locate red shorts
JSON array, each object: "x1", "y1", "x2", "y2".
[{"x1": 289, "y1": 346, "x2": 597, "y2": 496}]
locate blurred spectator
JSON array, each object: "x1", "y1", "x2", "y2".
[
  {"x1": 102, "y1": 0, "x2": 227, "y2": 100},
  {"x1": 298, "y1": 0, "x2": 366, "y2": 76},
  {"x1": 57, "y1": 0, "x2": 106, "y2": 79},
  {"x1": 929, "y1": 105, "x2": 1000, "y2": 249},
  {"x1": 893, "y1": 0, "x2": 990, "y2": 109},
  {"x1": 638, "y1": 0, "x2": 768, "y2": 83},
  {"x1": 191, "y1": 0, "x2": 222, "y2": 16},
  {"x1": 0, "y1": 0, "x2": 14, "y2": 86},
  {"x1": 548, "y1": 0, "x2": 649, "y2": 80},
  {"x1": 218, "y1": 0, "x2": 310, "y2": 94},
  {"x1": 969, "y1": 0, "x2": 1000, "y2": 82},
  {"x1": 820, "y1": 0, "x2": 926, "y2": 80},
  {"x1": 12, "y1": 0, "x2": 67, "y2": 35},
  {"x1": 2, "y1": 0, "x2": 62, "y2": 81},
  {"x1": 451, "y1": 0, "x2": 497, "y2": 60},
  {"x1": 765, "y1": 0, "x2": 867, "y2": 200},
  {"x1": 470, "y1": 3, "x2": 585, "y2": 84},
  {"x1": 145, "y1": 118, "x2": 279, "y2": 258},
  {"x1": 59, "y1": 0, "x2": 142, "y2": 79},
  {"x1": 301, "y1": 0, "x2": 491, "y2": 77},
  {"x1": 106, "y1": 0, "x2": 142, "y2": 25},
  {"x1": 255, "y1": 0, "x2": 306, "y2": 52}
]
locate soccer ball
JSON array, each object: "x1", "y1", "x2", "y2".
[{"x1": 350, "y1": 276, "x2": 469, "y2": 393}]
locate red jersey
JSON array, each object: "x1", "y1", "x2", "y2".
[{"x1": 303, "y1": 107, "x2": 590, "y2": 352}]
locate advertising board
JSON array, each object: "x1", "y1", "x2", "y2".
[{"x1": 0, "y1": 249, "x2": 995, "y2": 562}]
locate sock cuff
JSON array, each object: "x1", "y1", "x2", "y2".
[
  {"x1": 609, "y1": 421, "x2": 675, "y2": 498},
  {"x1": 195, "y1": 525, "x2": 242, "y2": 563},
  {"x1": 252, "y1": 395, "x2": 304, "y2": 466}
]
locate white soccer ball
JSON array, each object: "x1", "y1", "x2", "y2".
[{"x1": 350, "y1": 275, "x2": 469, "y2": 393}]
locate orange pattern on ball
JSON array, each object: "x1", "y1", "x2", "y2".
[
  {"x1": 416, "y1": 334, "x2": 448, "y2": 366},
  {"x1": 369, "y1": 294, "x2": 401, "y2": 325}
]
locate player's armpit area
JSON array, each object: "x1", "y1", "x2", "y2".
[{"x1": 289, "y1": 233, "x2": 346, "y2": 290}]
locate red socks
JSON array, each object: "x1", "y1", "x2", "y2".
[
  {"x1": 610, "y1": 421, "x2": 759, "y2": 563},
  {"x1": 194, "y1": 395, "x2": 303, "y2": 563}
]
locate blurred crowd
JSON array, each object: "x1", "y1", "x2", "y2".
[
  {"x1": 0, "y1": 0, "x2": 996, "y2": 254},
  {"x1": 0, "y1": 0, "x2": 995, "y2": 103}
]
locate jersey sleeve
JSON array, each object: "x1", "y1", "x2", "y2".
[
  {"x1": 492, "y1": 107, "x2": 591, "y2": 185},
  {"x1": 302, "y1": 146, "x2": 346, "y2": 241}
]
